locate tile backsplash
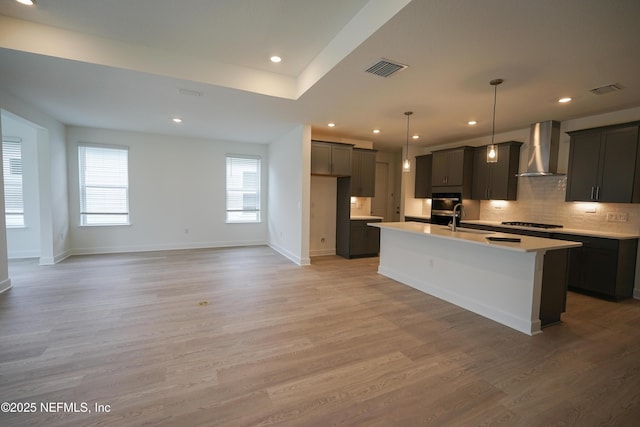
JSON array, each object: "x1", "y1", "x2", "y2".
[
  {"x1": 480, "y1": 176, "x2": 640, "y2": 234},
  {"x1": 350, "y1": 197, "x2": 372, "y2": 217}
]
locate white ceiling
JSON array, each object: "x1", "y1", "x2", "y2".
[{"x1": 1, "y1": 0, "x2": 639, "y2": 151}]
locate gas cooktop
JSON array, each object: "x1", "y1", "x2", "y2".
[{"x1": 501, "y1": 221, "x2": 563, "y2": 229}]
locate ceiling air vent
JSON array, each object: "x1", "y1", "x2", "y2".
[
  {"x1": 590, "y1": 83, "x2": 622, "y2": 95},
  {"x1": 364, "y1": 59, "x2": 408, "y2": 78}
]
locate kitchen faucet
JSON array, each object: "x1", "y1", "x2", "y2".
[{"x1": 451, "y1": 203, "x2": 463, "y2": 232}]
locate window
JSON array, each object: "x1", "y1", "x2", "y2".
[
  {"x1": 78, "y1": 144, "x2": 129, "y2": 226},
  {"x1": 226, "y1": 155, "x2": 261, "y2": 223},
  {"x1": 2, "y1": 137, "x2": 24, "y2": 228}
]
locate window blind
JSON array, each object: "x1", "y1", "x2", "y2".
[
  {"x1": 2, "y1": 138, "x2": 24, "y2": 227},
  {"x1": 78, "y1": 144, "x2": 129, "y2": 226},
  {"x1": 226, "y1": 155, "x2": 261, "y2": 223}
]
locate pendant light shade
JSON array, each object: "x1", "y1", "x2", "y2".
[
  {"x1": 487, "y1": 78, "x2": 503, "y2": 163},
  {"x1": 403, "y1": 111, "x2": 413, "y2": 173},
  {"x1": 487, "y1": 144, "x2": 498, "y2": 162}
]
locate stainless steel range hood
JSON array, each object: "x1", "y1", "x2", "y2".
[{"x1": 516, "y1": 120, "x2": 564, "y2": 177}]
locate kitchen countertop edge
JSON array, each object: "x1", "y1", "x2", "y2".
[
  {"x1": 369, "y1": 221, "x2": 582, "y2": 253},
  {"x1": 462, "y1": 220, "x2": 640, "y2": 240}
]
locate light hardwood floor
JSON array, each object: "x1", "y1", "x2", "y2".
[{"x1": 1, "y1": 246, "x2": 639, "y2": 426}]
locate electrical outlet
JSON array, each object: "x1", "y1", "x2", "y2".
[{"x1": 607, "y1": 212, "x2": 628, "y2": 222}]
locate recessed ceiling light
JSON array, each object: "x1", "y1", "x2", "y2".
[
  {"x1": 468, "y1": 120, "x2": 477, "y2": 125},
  {"x1": 327, "y1": 123, "x2": 335, "y2": 127},
  {"x1": 558, "y1": 97, "x2": 572, "y2": 103},
  {"x1": 172, "y1": 118, "x2": 183, "y2": 123},
  {"x1": 412, "y1": 135, "x2": 419, "y2": 139},
  {"x1": 270, "y1": 56, "x2": 282, "y2": 63},
  {"x1": 16, "y1": 0, "x2": 35, "y2": 5},
  {"x1": 373, "y1": 129, "x2": 380, "y2": 134}
]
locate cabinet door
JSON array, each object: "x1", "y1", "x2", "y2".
[
  {"x1": 472, "y1": 148, "x2": 490, "y2": 199},
  {"x1": 446, "y1": 149, "x2": 465, "y2": 186},
  {"x1": 432, "y1": 151, "x2": 450, "y2": 185},
  {"x1": 489, "y1": 144, "x2": 516, "y2": 200},
  {"x1": 311, "y1": 142, "x2": 332, "y2": 175},
  {"x1": 599, "y1": 126, "x2": 639, "y2": 202},
  {"x1": 359, "y1": 150, "x2": 376, "y2": 197},
  {"x1": 566, "y1": 133, "x2": 601, "y2": 201},
  {"x1": 580, "y1": 248, "x2": 618, "y2": 295},
  {"x1": 414, "y1": 154, "x2": 432, "y2": 198},
  {"x1": 366, "y1": 223, "x2": 381, "y2": 254},
  {"x1": 351, "y1": 150, "x2": 362, "y2": 195},
  {"x1": 349, "y1": 220, "x2": 380, "y2": 256},
  {"x1": 350, "y1": 221, "x2": 369, "y2": 256},
  {"x1": 330, "y1": 144, "x2": 352, "y2": 176}
]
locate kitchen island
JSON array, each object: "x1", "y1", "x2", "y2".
[{"x1": 368, "y1": 222, "x2": 582, "y2": 335}]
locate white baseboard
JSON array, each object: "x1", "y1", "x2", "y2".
[
  {"x1": 309, "y1": 248, "x2": 336, "y2": 257},
  {"x1": 70, "y1": 240, "x2": 266, "y2": 257},
  {"x1": 267, "y1": 242, "x2": 310, "y2": 266},
  {"x1": 39, "y1": 249, "x2": 72, "y2": 265},
  {"x1": 8, "y1": 250, "x2": 40, "y2": 259},
  {"x1": 0, "y1": 277, "x2": 12, "y2": 294}
]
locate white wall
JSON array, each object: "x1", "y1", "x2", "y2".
[
  {"x1": 268, "y1": 125, "x2": 311, "y2": 265},
  {"x1": 66, "y1": 126, "x2": 268, "y2": 254},
  {"x1": 0, "y1": 89, "x2": 69, "y2": 266},
  {"x1": 2, "y1": 112, "x2": 41, "y2": 258}
]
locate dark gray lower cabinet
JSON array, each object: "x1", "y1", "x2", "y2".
[
  {"x1": 539, "y1": 249, "x2": 569, "y2": 326},
  {"x1": 349, "y1": 219, "x2": 381, "y2": 258},
  {"x1": 336, "y1": 177, "x2": 380, "y2": 259},
  {"x1": 562, "y1": 234, "x2": 638, "y2": 300}
]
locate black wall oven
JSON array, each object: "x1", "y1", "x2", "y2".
[{"x1": 430, "y1": 193, "x2": 462, "y2": 225}]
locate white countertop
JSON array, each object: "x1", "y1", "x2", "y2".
[
  {"x1": 369, "y1": 221, "x2": 582, "y2": 253},
  {"x1": 351, "y1": 215, "x2": 384, "y2": 220},
  {"x1": 462, "y1": 220, "x2": 640, "y2": 240}
]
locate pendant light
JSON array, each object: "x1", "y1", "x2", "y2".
[
  {"x1": 402, "y1": 111, "x2": 413, "y2": 173},
  {"x1": 487, "y1": 78, "x2": 503, "y2": 163}
]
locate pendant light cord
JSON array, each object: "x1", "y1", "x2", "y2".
[
  {"x1": 489, "y1": 79, "x2": 503, "y2": 145},
  {"x1": 491, "y1": 84, "x2": 497, "y2": 145}
]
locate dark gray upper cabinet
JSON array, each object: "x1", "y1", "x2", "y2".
[
  {"x1": 351, "y1": 148, "x2": 376, "y2": 197},
  {"x1": 431, "y1": 147, "x2": 474, "y2": 197},
  {"x1": 414, "y1": 154, "x2": 432, "y2": 198},
  {"x1": 311, "y1": 141, "x2": 353, "y2": 176},
  {"x1": 471, "y1": 141, "x2": 522, "y2": 200},
  {"x1": 566, "y1": 122, "x2": 640, "y2": 202}
]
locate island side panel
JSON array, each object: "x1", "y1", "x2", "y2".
[{"x1": 376, "y1": 228, "x2": 543, "y2": 335}]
